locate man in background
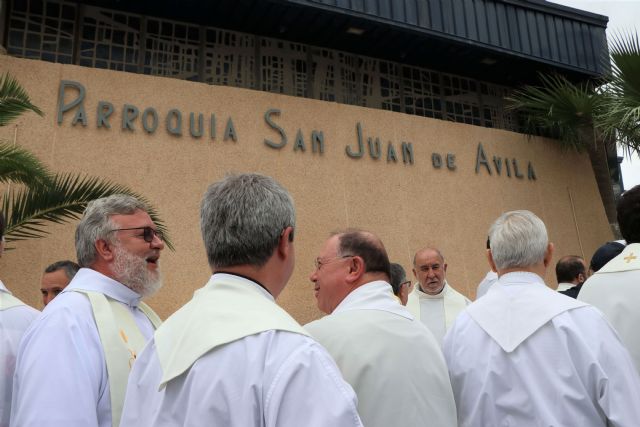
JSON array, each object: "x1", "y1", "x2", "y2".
[
  {"x1": 307, "y1": 230, "x2": 457, "y2": 427},
  {"x1": 407, "y1": 247, "x2": 470, "y2": 345},
  {"x1": 389, "y1": 262, "x2": 412, "y2": 305},
  {"x1": 40, "y1": 260, "x2": 80, "y2": 306},
  {"x1": 555, "y1": 255, "x2": 587, "y2": 298}
]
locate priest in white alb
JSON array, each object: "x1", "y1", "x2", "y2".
[
  {"x1": 579, "y1": 184, "x2": 640, "y2": 374},
  {"x1": 11, "y1": 195, "x2": 165, "y2": 427},
  {"x1": 0, "y1": 212, "x2": 39, "y2": 426},
  {"x1": 407, "y1": 247, "x2": 470, "y2": 345},
  {"x1": 120, "y1": 174, "x2": 363, "y2": 427},
  {"x1": 305, "y1": 229, "x2": 457, "y2": 427},
  {"x1": 443, "y1": 210, "x2": 640, "y2": 426}
]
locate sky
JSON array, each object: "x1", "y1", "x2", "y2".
[{"x1": 548, "y1": 0, "x2": 640, "y2": 188}]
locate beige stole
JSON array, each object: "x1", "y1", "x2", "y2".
[
  {"x1": 0, "y1": 291, "x2": 26, "y2": 311},
  {"x1": 407, "y1": 282, "x2": 468, "y2": 329},
  {"x1": 71, "y1": 289, "x2": 162, "y2": 427},
  {"x1": 155, "y1": 274, "x2": 309, "y2": 388}
]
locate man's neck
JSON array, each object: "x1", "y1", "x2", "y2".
[{"x1": 212, "y1": 265, "x2": 278, "y2": 297}]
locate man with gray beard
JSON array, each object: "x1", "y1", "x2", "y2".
[{"x1": 11, "y1": 195, "x2": 165, "y2": 427}]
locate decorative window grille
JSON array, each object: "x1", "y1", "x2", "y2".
[
  {"x1": 402, "y1": 66, "x2": 443, "y2": 119},
  {"x1": 7, "y1": 0, "x2": 75, "y2": 63},
  {"x1": 79, "y1": 6, "x2": 141, "y2": 73},
  {"x1": 202, "y1": 28, "x2": 255, "y2": 89},
  {"x1": 442, "y1": 74, "x2": 482, "y2": 126},
  {"x1": 144, "y1": 18, "x2": 200, "y2": 80},
  {"x1": 259, "y1": 38, "x2": 307, "y2": 97},
  {"x1": 5, "y1": 0, "x2": 520, "y2": 133}
]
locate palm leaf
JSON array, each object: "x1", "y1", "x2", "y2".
[
  {"x1": 0, "y1": 73, "x2": 43, "y2": 127},
  {"x1": 505, "y1": 73, "x2": 602, "y2": 151},
  {"x1": 2, "y1": 173, "x2": 174, "y2": 250},
  {"x1": 0, "y1": 141, "x2": 53, "y2": 187},
  {"x1": 598, "y1": 31, "x2": 640, "y2": 153}
]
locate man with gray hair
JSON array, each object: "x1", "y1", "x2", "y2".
[
  {"x1": 12, "y1": 195, "x2": 164, "y2": 427},
  {"x1": 443, "y1": 210, "x2": 640, "y2": 426},
  {"x1": 120, "y1": 174, "x2": 362, "y2": 427},
  {"x1": 40, "y1": 260, "x2": 80, "y2": 306}
]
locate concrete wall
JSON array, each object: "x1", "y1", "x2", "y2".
[{"x1": 0, "y1": 56, "x2": 612, "y2": 324}]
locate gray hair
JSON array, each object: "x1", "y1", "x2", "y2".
[
  {"x1": 389, "y1": 263, "x2": 406, "y2": 295},
  {"x1": 75, "y1": 194, "x2": 148, "y2": 267},
  {"x1": 44, "y1": 260, "x2": 80, "y2": 280},
  {"x1": 488, "y1": 210, "x2": 548, "y2": 270},
  {"x1": 200, "y1": 173, "x2": 295, "y2": 268}
]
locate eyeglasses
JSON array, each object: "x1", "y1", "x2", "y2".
[
  {"x1": 314, "y1": 255, "x2": 353, "y2": 270},
  {"x1": 108, "y1": 226, "x2": 163, "y2": 243},
  {"x1": 400, "y1": 280, "x2": 412, "y2": 288}
]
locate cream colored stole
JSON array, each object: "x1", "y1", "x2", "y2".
[
  {"x1": 0, "y1": 291, "x2": 26, "y2": 311},
  {"x1": 407, "y1": 282, "x2": 468, "y2": 329},
  {"x1": 155, "y1": 275, "x2": 309, "y2": 388},
  {"x1": 72, "y1": 290, "x2": 161, "y2": 427},
  {"x1": 597, "y1": 243, "x2": 640, "y2": 273}
]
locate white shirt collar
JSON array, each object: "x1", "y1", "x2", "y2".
[
  {"x1": 65, "y1": 267, "x2": 143, "y2": 307},
  {"x1": 0, "y1": 279, "x2": 9, "y2": 294},
  {"x1": 333, "y1": 280, "x2": 413, "y2": 319}
]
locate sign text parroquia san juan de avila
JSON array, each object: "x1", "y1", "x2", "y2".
[{"x1": 56, "y1": 80, "x2": 536, "y2": 181}]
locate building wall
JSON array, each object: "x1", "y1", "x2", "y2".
[{"x1": 0, "y1": 56, "x2": 611, "y2": 323}]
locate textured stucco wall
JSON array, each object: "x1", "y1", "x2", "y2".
[{"x1": 0, "y1": 55, "x2": 611, "y2": 324}]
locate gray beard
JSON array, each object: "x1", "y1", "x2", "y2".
[{"x1": 112, "y1": 245, "x2": 162, "y2": 298}]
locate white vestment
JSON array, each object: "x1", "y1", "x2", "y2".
[
  {"x1": 305, "y1": 281, "x2": 457, "y2": 427},
  {"x1": 475, "y1": 270, "x2": 498, "y2": 299},
  {"x1": 11, "y1": 268, "x2": 158, "y2": 427},
  {"x1": 579, "y1": 243, "x2": 640, "y2": 374},
  {"x1": 407, "y1": 280, "x2": 470, "y2": 345},
  {"x1": 120, "y1": 274, "x2": 363, "y2": 427},
  {"x1": 0, "y1": 281, "x2": 39, "y2": 427},
  {"x1": 443, "y1": 272, "x2": 640, "y2": 427}
]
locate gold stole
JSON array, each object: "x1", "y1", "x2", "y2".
[{"x1": 72, "y1": 290, "x2": 162, "y2": 427}]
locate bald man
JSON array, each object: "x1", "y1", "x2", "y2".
[{"x1": 407, "y1": 247, "x2": 470, "y2": 345}]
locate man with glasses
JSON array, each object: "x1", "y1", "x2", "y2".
[
  {"x1": 120, "y1": 174, "x2": 362, "y2": 427},
  {"x1": 407, "y1": 247, "x2": 470, "y2": 346},
  {"x1": 11, "y1": 195, "x2": 164, "y2": 427},
  {"x1": 389, "y1": 262, "x2": 413, "y2": 305},
  {"x1": 306, "y1": 230, "x2": 457, "y2": 427}
]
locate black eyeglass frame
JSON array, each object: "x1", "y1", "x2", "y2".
[{"x1": 107, "y1": 226, "x2": 163, "y2": 243}]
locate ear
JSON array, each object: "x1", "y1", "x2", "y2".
[
  {"x1": 95, "y1": 238, "x2": 115, "y2": 262},
  {"x1": 277, "y1": 226, "x2": 294, "y2": 259},
  {"x1": 346, "y1": 256, "x2": 366, "y2": 283},
  {"x1": 412, "y1": 267, "x2": 418, "y2": 279},
  {"x1": 443, "y1": 262, "x2": 448, "y2": 273},
  {"x1": 487, "y1": 249, "x2": 498, "y2": 273},
  {"x1": 543, "y1": 242, "x2": 554, "y2": 268}
]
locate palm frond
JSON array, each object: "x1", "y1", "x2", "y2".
[
  {"x1": 2, "y1": 173, "x2": 174, "y2": 250},
  {"x1": 0, "y1": 73, "x2": 43, "y2": 127},
  {"x1": 505, "y1": 73, "x2": 602, "y2": 151},
  {"x1": 597, "y1": 31, "x2": 640, "y2": 153},
  {"x1": 0, "y1": 141, "x2": 53, "y2": 187}
]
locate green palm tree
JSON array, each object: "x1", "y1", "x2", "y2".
[
  {"x1": 506, "y1": 73, "x2": 618, "y2": 229},
  {"x1": 599, "y1": 32, "x2": 640, "y2": 154},
  {"x1": 0, "y1": 73, "x2": 173, "y2": 249}
]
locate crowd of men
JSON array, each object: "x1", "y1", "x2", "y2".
[{"x1": 1, "y1": 173, "x2": 639, "y2": 426}]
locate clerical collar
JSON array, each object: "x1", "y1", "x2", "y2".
[{"x1": 213, "y1": 271, "x2": 272, "y2": 296}]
